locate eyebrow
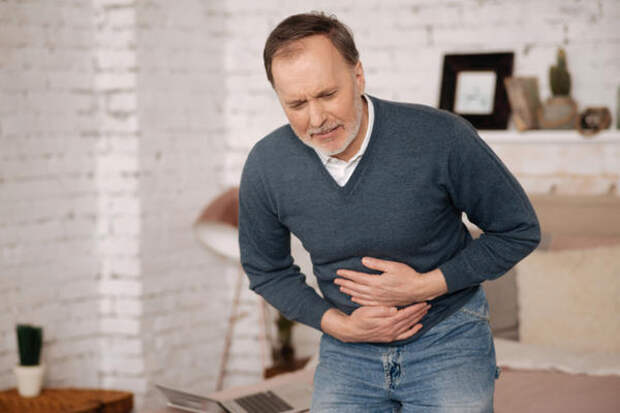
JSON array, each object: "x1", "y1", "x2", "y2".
[{"x1": 285, "y1": 88, "x2": 337, "y2": 106}]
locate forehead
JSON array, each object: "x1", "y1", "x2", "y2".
[{"x1": 272, "y1": 35, "x2": 353, "y2": 97}]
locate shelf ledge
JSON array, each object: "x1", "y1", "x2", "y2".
[{"x1": 479, "y1": 130, "x2": 620, "y2": 144}]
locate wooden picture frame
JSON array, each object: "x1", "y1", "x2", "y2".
[{"x1": 439, "y1": 52, "x2": 514, "y2": 129}]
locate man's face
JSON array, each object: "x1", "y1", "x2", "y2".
[{"x1": 271, "y1": 35, "x2": 366, "y2": 160}]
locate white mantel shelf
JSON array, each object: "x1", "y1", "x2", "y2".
[{"x1": 479, "y1": 130, "x2": 620, "y2": 144}]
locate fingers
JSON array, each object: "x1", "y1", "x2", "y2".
[
  {"x1": 393, "y1": 302, "x2": 429, "y2": 322},
  {"x1": 361, "y1": 257, "x2": 393, "y2": 272},
  {"x1": 350, "y1": 296, "x2": 382, "y2": 306},
  {"x1": 335, "y1": 270, "x2": 374, "y2": 286},
  {"x1": 349, "y1": 302, "x2": 430, "y2": 343},
  {"x1": 355, "y1": 303, "x2": 427, "y2": 343},
  {"x1": 388, "y1": 304, "x2": 429, "y2": 341},
  {"x1": 336, "y1": 279, "x2": 373, "y2": 296},
  {"x1": 360, "y1": 302, "x2": 428, "y2": 320},
  {"x1": 394, "y1": 323, "x2": 423, "y2": 341},
  {"x1": 360, "y1": 305, "x2": 397, "y2": 318},
  {"x1": 391, "y1": 303, "x2": 429, "y2": 327}
]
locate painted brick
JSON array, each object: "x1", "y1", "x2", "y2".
[
  {"x1": 102, "y1": 376, "x2": 149, "y2": 394},
  {"x1": 106, "y1": 92, "x2": 138, "y2": 112},
  {"x1": 113, "y1": 298, "x2": 143, "y2": 316},
  {"x1": 100, "y1": 317, "x2": 141, "y2": 335},
  {"x1": 94, "y1": 27, "x2": 136, "y2": 49},
  {"x1": 94, "y1": 73, "x2": 137, "y2": 91},
  {"x1": 96, "y1": 50, "x2": 137, "y2": 70},
  {"x1": 104, "y1": 6, "x2": 136, "y2": 28},
  {"x1": 99, "y1": 336, "x2": 143, "y2": 355},
  {"x1": 99, "y1": 279, "x2": 142, "y2": 296},
  {"x1": 100, "y1": 354, "x2": 145, "y2": 374}
]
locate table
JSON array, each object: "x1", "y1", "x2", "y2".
[{"x1": 0, "y1": 387, "x2": 133, "y2": 413}]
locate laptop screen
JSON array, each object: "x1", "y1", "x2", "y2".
[{"x1": 156, "y1": 384, "x2": 228, "y2": 413}]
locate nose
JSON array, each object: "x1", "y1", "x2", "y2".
[{"x1": 308, "y1": 101, "x2": 326, "y2": 129}]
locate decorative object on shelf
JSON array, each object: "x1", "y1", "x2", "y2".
[
  {"x1": 538, "y1": 48, "x2": 578, "y2": 129},
  {"x1": 576, "y1": 107, "x2": 612, "y2": 137},
  {"x1": 439, "y1": 52, "x2": 514, "y2": 129},
  {"x1": 504, "y1": 77, "x2": 542, "y2": 131},
  {"x1": 13, "y1": 324, "x2": 44, "y2": 398}
]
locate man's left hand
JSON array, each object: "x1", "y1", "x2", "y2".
[{"x1": 335, "y1": 257, "x2": 448, "y2": 306}]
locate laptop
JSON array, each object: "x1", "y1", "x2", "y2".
[{"x1": 155, "y1": 381, "x2": 312, "y2": 413}]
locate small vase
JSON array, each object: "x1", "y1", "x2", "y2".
[
  {"x1": 13, "y1": 364, "x2": 45, "y2": 397},
  {"x1": 537, "y1": 96, "x2": 578, "y2": 129}
]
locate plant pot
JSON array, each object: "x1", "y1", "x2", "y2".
[
  {"x1": 13, "y1": 364, "x2": 45, "y2": 397},
  {"x1": 537, "y1": 96, "x2": 578, "y2": 129}
]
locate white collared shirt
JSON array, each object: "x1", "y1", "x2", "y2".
[{"x1": 314, "y1": 94, "x2": 375, "y2": 187}]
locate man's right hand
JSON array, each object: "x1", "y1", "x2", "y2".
[{"x1": 320, "y1": 302, "x2": 430, "y2": 343}]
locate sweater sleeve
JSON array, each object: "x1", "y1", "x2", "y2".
[
  {"x1": 438, "y1": 116, "x2": 541, "y2": 293},
  {"x1": 238, "y1": 150, "x2": 333, "y2": 331}
]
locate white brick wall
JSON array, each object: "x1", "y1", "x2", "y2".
[
  {"x1": 1, "y1": 0, "x2": 619, "y2": 409},
  {"x1": 92, "y1": 0, "x2": 145, "y2": 401},
  {"x1": 0, "y1": 0, "x2": 101, "y2": 390},
  {"x1": 134, "y1": 1, "x2": 231, "y2": 406},
  {"x1": 1, "y1": 0, "x2": 230, "y2": 408}
]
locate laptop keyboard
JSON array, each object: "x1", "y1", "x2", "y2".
[{"x1": 234, "y1": 391, "x2": 294, "y2": 413}]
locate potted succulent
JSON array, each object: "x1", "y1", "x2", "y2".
[
  {"x1": 263, "y1": 313, "x2": 309, "y2": 378},
  {"x1": 538, "y1": 47, "x2": 578, "y2": 129},
  {"x1": 13, "y1": 324, "x2": 45, "y2": 397}
]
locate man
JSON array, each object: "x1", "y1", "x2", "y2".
[{"x1": 239, "y1": 12, "x2": 540, "y2": 412}]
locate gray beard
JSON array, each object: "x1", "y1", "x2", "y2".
[{"x1": 301, "y1": 95, "x2": 364, "y2": 158}]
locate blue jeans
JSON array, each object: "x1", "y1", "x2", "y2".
[{"x1": 311, "y1": 286, "x2": 500, "y2": 412}]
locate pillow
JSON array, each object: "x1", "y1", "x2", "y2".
[
  {"x1": 517, "y1": 244, "x2": 620, "y2": 354},
  {"x1": 483, "y1": 269, "x2": 518, "y2": 339}
]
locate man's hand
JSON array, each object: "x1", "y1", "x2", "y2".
[
  {"x1": 320, "y1": 303, "x2": 429, "y2": 343},
  {"x1": 334, "y1": 257, "x2": 448, "y2": 307}
]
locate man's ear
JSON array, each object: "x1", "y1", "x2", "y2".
[{"x1": 354, "y1": 61, "x2": 365, "y2": 95}]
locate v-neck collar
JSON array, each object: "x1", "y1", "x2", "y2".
[
  {"x1": 314, "y1": 94, "x2": 375, "y2": 167},
  {"x1": 303, "y1": 95, "x2": 382, "y2": 197}
]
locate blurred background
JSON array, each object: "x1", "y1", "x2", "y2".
[{"x1": 1, "y1": 0, "x2": 619, "y2": 410}]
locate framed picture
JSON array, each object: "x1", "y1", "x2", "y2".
[{"x1": 439, "y1": 52, "x2": 514, "y2": 129}]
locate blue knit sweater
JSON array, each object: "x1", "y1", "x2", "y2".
[{"x1": 239, "y1": 96, "x2": 540, "y2": 343}]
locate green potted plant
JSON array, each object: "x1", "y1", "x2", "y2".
[
  {"x1": 538, "y1": 47, "x2": 578, "y2": 129},
  {"x1": 272, "y1": 313, "x2": 295, "y2": 367},
  {"x1": 13, "y1": 324, "x2": 45, "y2": 397}
]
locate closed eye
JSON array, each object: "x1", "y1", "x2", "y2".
[
  {"x1": 288, "y1": 101, "x2": 306, "y2": 110},
  {"x1": 286, "y1": 89, "x2": 336, "y2": 110}
]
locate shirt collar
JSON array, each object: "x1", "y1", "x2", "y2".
[{"x1": 316, "y1": 94, "x2": 375, "y2": 166}]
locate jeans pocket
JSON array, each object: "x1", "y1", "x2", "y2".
[{"x1": 457, "y1": 306, "x2": 490, "y2": 322}]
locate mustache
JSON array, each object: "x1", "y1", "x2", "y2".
[{"x1": 308, "y1": 123, "x2": 341, "y2": 136}]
